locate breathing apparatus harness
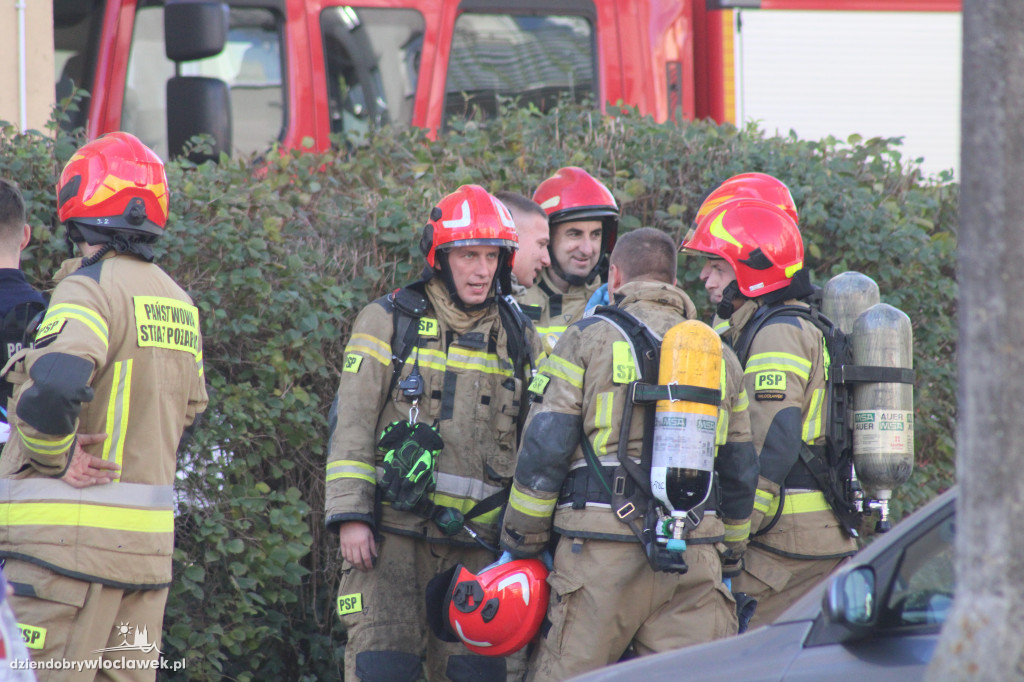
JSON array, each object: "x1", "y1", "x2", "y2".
[{"x1": 573, "y1": 305, "x2": 722, "y2": 573}]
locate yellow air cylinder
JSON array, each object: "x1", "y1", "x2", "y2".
[{"x1": 650, "y1": 320, "x2": 721, "y2": 514}]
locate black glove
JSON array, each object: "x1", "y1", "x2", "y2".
[{"x1": 376, "y1": 421, "x2": 443, "y2": 511}]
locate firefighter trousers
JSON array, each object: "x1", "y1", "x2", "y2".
[{"x1": 4, "y1": 559, "x2": 168, "y2": 682}]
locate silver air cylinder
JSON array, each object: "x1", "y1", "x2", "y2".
[
  {"x1": 822, "y1": 271, "x2": 880, "y2": 333},
  {"x1": 851, "y1": 303, "x2": 915, "y2": 517}
]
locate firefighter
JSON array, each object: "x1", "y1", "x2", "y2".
[
  {"x1": 0, "y1": 178, "x2": 47, "y2": 446},
  {"x1": 680, "y1": 196, "x2": 858, "y2": 629},
  {"x1": 493, "y1": 191, "x2": 550, "y2": 292},
  {"x1": 0, "y1": 132, "x2": 208, "y2": 679},
  {"x1": 501, "y1": 228, "x2": 758, "y2": 681},
  {"x1": 516, "y1": 167, "x2": 619, "y2": 349},
  {"x1": 325, "y1": 185, "x2": 543, "y2": 682}
]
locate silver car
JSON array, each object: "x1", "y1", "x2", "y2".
[{"x1": 572, "y1": 486, "x2": 956, "y2": 682}]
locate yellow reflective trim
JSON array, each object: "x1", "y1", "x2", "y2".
[
  {"x1": 535, "y1": 324, "x2": 568, "y2": 336},
  {"x1": 802, "y1": 388, "x2": 826, "y2": 443},
  {"x1": 708, "y1": 211, "x2": 743, "y2": 248},
  {"x1": 196, "y1": 350, "x2": 205, "y2": 378},
  {"x1": 723, "y1": 520, "x2": 751, "y2": 542},
  {"x1": 717, "y1": 360, "x2": 729, "y2": 445},
  {"x1": 541, "y1": 354, "x2": 584, "y2": 389},
  {"x1": 446, "y1": 348, "x2": 513, "y2": 377},
  {"x1": 102, "y1": 359, "x2": 132, "y2": 481},
  {"x1": 0, "y1": 502, "x2": 173, "y2": 533},
  {"x1": 345, "y1": 333, "x2": 392, "y2": 366},
  {"x1": 765, "y1": 490, "x2": 832, "y2": 517},
  {"x1": 509, "y1": 486, "x2": 557, "y2": 519},
  {"x1": 745, "y1": 352, "x2": 811, "y2": 382},
  {"x1": 593, "y1": 392, "x2": 615, "y2": 455},
  {"x1": 326, "y1": 460, "x2": 376, "y2": 484},
  {"x1": 753, "y1": 489, "x2": 774, "y2": 514},
  {"x1": 16, "y1": 427, "x2": 74, "y2": 456},
  {"x1": 713, "y1": 319, "x2": 730, "y2": 334},
  {"x1": 427, "y1": 493, "x2": 502, "y2": 525},
  {"x1": 735, "y1": 388, "x2": 749, "y2": 412},
  {"x1": 43, "y1": 303, "x2": 108, "y2": 348}
]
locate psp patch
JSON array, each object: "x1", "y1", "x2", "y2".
[
  {"x1": 528, "y1": 373, "x2": 550, "y2": 395},
  {"x1": 418, "y1": 317, "x2": 439, "y2": 338},
  {"x1": 754, "y1": 370, "x2": 787, "y2": 401},
  {"x1": 33, "y1": 316, "x2": 67, "y2": 345},
  {"x1": 611, "y1": 342, "x2": 637, "y2": 384},
  {"x1": 337, "y1": 593, "x2": 363, "y2": 616},
  {"x1": 343, "y1": 353, "x2": 363, "y2": 373},
  {"x1": 17, "y1": 623, "x2": 46, "y2": 650}
]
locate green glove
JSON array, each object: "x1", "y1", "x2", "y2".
[{"x1": 377, "y1": 421, "x2": 443, "y2": 511}]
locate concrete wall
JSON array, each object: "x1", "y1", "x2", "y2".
[{"x1": 0, "y1": 1, "x2": 55, "y2": 132}]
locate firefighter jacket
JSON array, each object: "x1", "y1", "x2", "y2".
[
  {"x1": 0, "y1": 251, "x2": 208, "y2": 588},
  {"x1": 500, "y1": 281, "x2": 759, "y2": 556},
  {"x1": 325, "y1": 277, "x2": 543, "y2": 547},
  {"x1": 515, "y1": 269, "x2": 600, "y2": 350},
  {"x1": 720, "y1": 297, "x2": 858, "y2": 560}
]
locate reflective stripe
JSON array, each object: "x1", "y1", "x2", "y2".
[
  {"x1": 0, "y1": 479, "x2": 174, "y2": 507},
  {"x1": 535, "y1": 324, "x2": 567, "y2": 337},
  {"x1": 426, "y1": 493, "x2": 502, "y2": 525},
  {"x1": 196, "y1": 350, "x2": 204, "y2": 378},
  {"x1": 765, "y1": 490, "x2": 832, "y2": 517},
  {"x1": 0, "y1": 503, "x2": 173, "y2": 533},
  {"x1": 713, "y1": 319, "x2": 730, "y2": 334},
  {"x1": 802, "y1": 387, "x2": 825, "y2": 443},
  {"x1": 43, "y1": 303, "x2": 109, "y2": 348},
  {"x1": 509, "y1": 486, "x2": 557, "y2": 519},
  {"x1": 344, "y1": 333, "x2": 392, "y2": 366},
  {"x1": 433, "y1": 472, "x2": 504, "y2": 502},
  {"x1": 0, "y1": 480, "x2": 175, "y2": 534},
  {"x1": 540, "y1": 354, "x2": 584, "y2": 389},
  {"x1": 16, "y1": 427, "x2": 74, "y2": 457},
  {"x1": 723, "y1": 520, "x2": 751, "y2": 543},
  {"x1": 414, "y1": 348, "x2": 448, "y2": 373},
  {"x1": 735, "y1": 389, "x2": 749, "y2": 412},
  {"x1": 593, "y1": 392, "x2": 614, "y2": 456},
  {"x1": 717, "y1": 360, "x2": 729, "y2": 446},
  {"x1": 745, "y1": 352, "x2": 811, "y2": 382},
  {"x1": 753, "y1": 489, "x2": 774, "y2": 514},
  {"x1": 446, "y1": 348, "x2": 513, "y2": 377},
  {"x1": 103, "y1": 359, "x2": 132, "y2": 479},
  {"x1": 326, "y1": 460, "x2": 376, "y2": 484}
]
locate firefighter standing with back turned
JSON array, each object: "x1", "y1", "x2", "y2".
[
  {"x1": 0, "y1": 132, "x2": 208, "y2": 680},
  {"x1": 680, "y1": 190, "x2": 858, "y2": 629},
  {"x1": 501, "y1": 227, "x2": 758, "y2": 681},
  {"x1": 325, "y1": 185, "x2": 542, "y2": 682}
]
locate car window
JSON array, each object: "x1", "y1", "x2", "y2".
[{"x1": 883, "y1": 513, "x2": 955, "y2": 628}]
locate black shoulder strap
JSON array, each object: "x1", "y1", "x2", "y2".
[
  {"x1": 733, "y1": 303, "x2": 822, "y2": 367},
  {"x1": 387, "y1": 281, "x2": 430, "y2": 397}
]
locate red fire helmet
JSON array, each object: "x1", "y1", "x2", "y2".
[
  {"x1": 425, "y1": 557, "x2": 550, "y2": 657},
  {"x1": 56, "y1": 131, "x2": 169, "y2": 239},
  {"x1": 694, "y1": 172, "x2": 799, "y2": 227},
  {"x1": 681, "y1": 197, "x2": 804, "y2": 298},
  {"x1": 532, "y1": 166, "x2": 618, "y2": 256},
  {"x1": 420, "y1": 184, "x2": 519, "y2": 270}
]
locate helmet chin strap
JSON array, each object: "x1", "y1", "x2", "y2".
[{"x1": 716, "y1": 280, "x2": 743, "y2": 320}]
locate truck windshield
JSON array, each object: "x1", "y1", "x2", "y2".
[
  {"x1": 123, "y1": 4, "x2": 284, "y2": 159},
  {"x1": 445, "y1": 13, "x2": 594, "y2": 123},
  {"x1": 320, "y1": 7, "x2": 425, "y2": 142}
]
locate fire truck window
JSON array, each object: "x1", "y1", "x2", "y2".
[
  {"x1": 54, "y1": 0, "x2": 105, "y2": 132},
  {"x1": 122, "y1": 5, "x2": 284, "y2": 159},
  {"x1": 445, "y1": 13, "x2": 595, "y2": 124},
  {"x1": 320, "y1": 7, "x2": 425, "y2": 142}
]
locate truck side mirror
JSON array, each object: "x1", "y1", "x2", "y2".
[
  {"x1": 164, "y1": 1, "x2": 229, "y2": 62},
  {"x1": 167, "y1": 77, "x2": 232, "y2": 163}
]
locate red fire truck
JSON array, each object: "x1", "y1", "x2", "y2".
[{"x1": 52, "y1": 0, "x2": 961, "y2": 162}]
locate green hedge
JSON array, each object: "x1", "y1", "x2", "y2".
[{"x1": 0, "y1": 102, "x2": 957, "y2": 680}]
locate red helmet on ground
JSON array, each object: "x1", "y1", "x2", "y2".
[
  {"x1": 695, "y1": 172, "x2": 798, "y2": 227},
  {"x1": 56, "y1": 131, "x2": 169, "y2": 242},
  {"x1": 533, "y1": 167, "x2": 619, "y2": 280},
  {"x1": 425, "y1": 557, "x2": 550, "y2": 657},
  {"x1": 681, "y1": 197, "x2": 804, "y2": 298}
]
